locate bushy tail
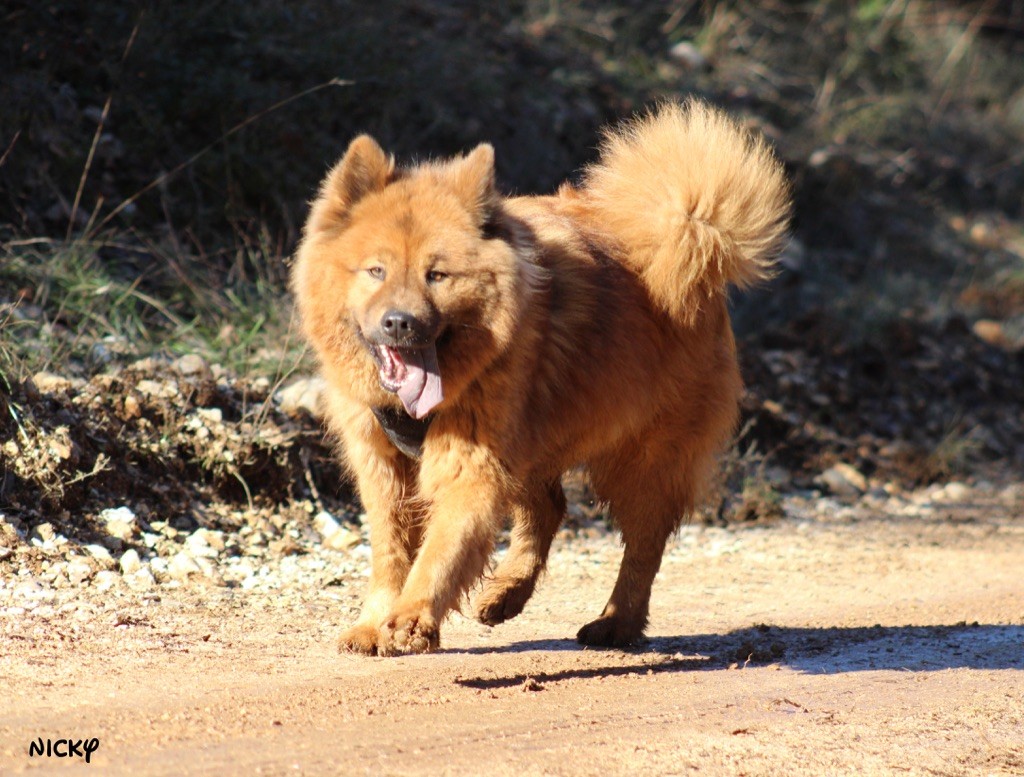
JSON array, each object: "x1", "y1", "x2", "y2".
[{"x1": 581, "y1": 99, "x2": 791, "y2": 324}]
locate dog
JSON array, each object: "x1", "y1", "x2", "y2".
[{"x1": 291, "y1": 99, "x2": 791, "y2": 655}]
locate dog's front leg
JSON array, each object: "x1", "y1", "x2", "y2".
[
  {"x1": 334, "y1": 407, "x2": 421, "y2": 655},
  {"x1": 377, "y1": 439, "x2": 509, "y2": 655}
]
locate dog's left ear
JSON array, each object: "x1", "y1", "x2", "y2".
[{"x1": 449, "y1": 144, "x2": 498, "y2": 226}]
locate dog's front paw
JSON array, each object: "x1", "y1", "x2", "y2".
[
  {"x1": 379, "y1": 605, "x2": 439, "y2": 655},
  {"x1": 338, "y1": 623, "x2": 384, "y2": 655},
  {"x1": 475, "y1": 575, "x2": 535, "y2": 626}
]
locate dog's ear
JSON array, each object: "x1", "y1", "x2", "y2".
[
  {"x1": 306, "y1": 135, "x2": 394, "y2": 234},
  {"x1": 448, "y1": 143, "x2": 498, "y2": 227}
]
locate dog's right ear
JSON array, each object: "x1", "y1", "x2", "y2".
[{"x1": 306, "y1": 135, "x2": 394, "y2": 234}]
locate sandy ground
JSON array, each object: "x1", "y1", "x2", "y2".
[{"x1": 2, "y1": 486, "x2": 1023, "y2": 776}]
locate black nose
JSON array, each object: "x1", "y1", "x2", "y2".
[
  {"x1": 379, "y1": 310, "x2": 429, "y2": 345},
  {"x1": 381, "y1": 310, "x2": 416, "y2": 334}
]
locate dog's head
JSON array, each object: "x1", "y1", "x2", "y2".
[{"x1": 293, "y1": 135, "x2": 542, "y2": 418}]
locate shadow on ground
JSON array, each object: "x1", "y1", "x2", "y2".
[{"x1": 452, "y1": 623, "x2": 1024, "y2": 688}]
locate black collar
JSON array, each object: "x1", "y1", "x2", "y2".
[{"x1": 371, "y1": 406, "x2": 432, "y2": 459}]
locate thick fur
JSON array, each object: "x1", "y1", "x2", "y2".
[{"x1": 292, "y1": 99, "x2": 791, "y2": 655}]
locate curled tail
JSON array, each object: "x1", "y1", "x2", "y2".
[{"x1": 581, "y1": 99, "x2": 791, "y2": 324}]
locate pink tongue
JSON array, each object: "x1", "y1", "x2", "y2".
[{"x1": 396, "y1": 345, "x2": 443, "y2": 419}]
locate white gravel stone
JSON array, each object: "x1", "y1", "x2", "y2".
[
  {"x1": 84, "y1": 544, "x2": 115, "y2": 568},
  {"x1": 13, "y1": 581, "x2": 55, "y2": 606},
  {"x1": 136, "y1": 379, "x2": 179, "y2": 398},
  {"x1": 93, "y1": 570, "x2": 123, "y2": 592},
  {"x1": 185, "y1": 530, "x2": 219, "y2": 558},
  {"x1": 119, "y1": 548, "x2": 143, "y2": 575},
  {"x1": 30, "y1": 522, "x2": 56, "y2": 543},
  {"x1": 313, "y1": 510, "x2": 342, "y2": 538},
  {"x1": 66, "y1": 559, "x2": 94, "y2": 585},
  {"x1": 275, "y1": 377, "x2": 326, "y2": 417},
  {"x1": 668, "y1": 40, "x2": 709, "y2": 70},
  {"x1": 124, "y1": 566, "x2": 157, "y2": 591},
  {"x1": 936, "y1": 482, "x2": 971, "y2": 502},
  {"x1": 818, "y1": 463, "x2": 867, "y2": 497},
  {"x1": 102, "y1": 506, "x2": 138, "y2": 541},
  {"x1": 324, "y1": 527, "x2": 363, "y2": 551},
  {"x1": 31, "y1": 372, "x2": 76, "y2": 393},
  {"x1": 313, "y1": 510, "x2": 363, "y2": 551},
  {"x1": 168, "y1": 551, "x2": 203, "y2": 580},
  {"x1": 173, "y1": 353, "x2": 208, "y2": 376}
]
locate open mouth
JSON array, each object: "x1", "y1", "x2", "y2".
[{"x1": 372, "y1": 343, "x2": 444, "y2": 419}]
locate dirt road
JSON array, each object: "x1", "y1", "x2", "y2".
[{"x1": 2, "y1": 485, "x2": 1023, "y2": 775}]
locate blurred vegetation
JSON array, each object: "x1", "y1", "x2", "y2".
[{"x1": 1, "y1": 0, "x2": 1023, "y2": 381}]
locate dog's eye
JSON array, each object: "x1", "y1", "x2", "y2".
[
  {"x1": 366, "y1": 266, "x2": 386, "y2": 281},
  {"x1": 426, "y1": 270, "x2": 448, "y2": 284}
]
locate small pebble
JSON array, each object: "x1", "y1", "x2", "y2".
[
  {"x1": 168, "y1": 551, "x2": 203, "y2": 581},
  {"x1": 119, "y1": 549, "x2": 143, "y2": 575},
  {"x1": 66, "y1": 559, "x2": 94, "y2": 585}
]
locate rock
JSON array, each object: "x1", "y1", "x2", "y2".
[
  {"x1": 185, "y1": 530, "x2": 220, "y2": 559},
  {"x1": 29, "y1": 523, "x2": 67, "y2": 554},
  {"x1": 230, "y1": 561, "x2": 256, "y2": 582},
  {"x1": 130, "y1": 356, "x2": 169, "y2": 372},
  {"x1": 668, "y1": 40, "x2": 709, "y2": 70},
  {"x1": 93, "y1": 570, "x2": 123, "y2": 592},
  {"x1": 136, "y1": 379, "x2": 179, "y2": 399},
  {"x1": 31, "y1": 372, "x2": 75, "y2": 394},
  {"x1": 201, "y1": 529, "x2": 226, "y2": 552},
  {"x1": 276, "y1": 377, "x2": 326, "y2": 417},
  {"x1": 168, "y1": 551, "x2": 203, "y2": 580},
  {"x1": 313, "y1": 510, "x2": 363, "y2": 550},
  {"x1": 268, "y1": 537, "x2": 303, "y2": 557},
  {"x1": 66, "y1": 559, "x2": 94, "y2": 585},
  {"x1": 172, "y1": 353, "x2": 209, "y2": 376},
  {"x1": 937, "y1": 482, "x2": 971, "y2": 502},
  {"x1": 84, "y1": 544, "x2": 115, "y2": 569},
  {"x1": 119, "y1": 548, "x2": 143, "y2": 575},
  {"x1": 122, "y1": 393, "x2": 142, "y2": 418},
  {"x1": 313, "y1": 510, "x2": 342, "y2": 539},
  {"x1": 124, "y1": 566, "x2": 157, "y2": 591},
  {"x1": 87, "y1": 341, "x2": 116, "y2": 367},
  {"x1": 46, "y1": 561, "x2": 69, "y2": 586},
  {"x1": 30, "y1": 522, "x2": 57, "y2": 544},
  {"x1": 818, "y1": 463, "x2": 867, "y2": 497},
  {"x1": 102, "y1": 506, "x2": 138, "y2": 541},
  {"x1": 193, "y1": 556, "x2": 223, "y2": 583},
  {"x1": 195, "y1": 407, "x2": 223, "y2": 424},
  {"x1": 13, "y1": 581, "x2": 50, "y2": 603},
  {"x1": 973, "y1": 319, "x2": 1011, "y2": 349},
  {"x1": 324, "y1": 526, "x2": 363, "y2": 552}
]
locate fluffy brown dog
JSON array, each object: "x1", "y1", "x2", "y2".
[{"x1": 292, "y1": 100, "x2": 790, "y2": 655}]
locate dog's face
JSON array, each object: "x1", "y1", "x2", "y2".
[{"x1": 293, "y1": 136, "x2": 539, "y2": 417}]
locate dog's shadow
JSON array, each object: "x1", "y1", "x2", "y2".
[{"x1": 450, "y1": 622, "x2": 1024, "y2": 689}]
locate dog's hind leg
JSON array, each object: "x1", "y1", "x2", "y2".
[
  {"x1": 475, "y1": 478, "x2": 566, "y2": 626},
  {"x1": 579, "y1": 442, "x2": 707, "y2": 647},
  {"x1": 575, "y1": 507, "x2": 676, "y2": 647}
]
